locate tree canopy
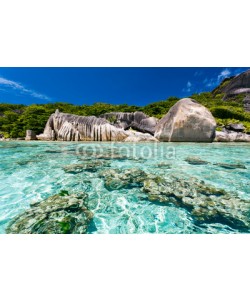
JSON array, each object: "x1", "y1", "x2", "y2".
[{"x1": 0, "y1": 92, "x2": 249, "y2": 138}]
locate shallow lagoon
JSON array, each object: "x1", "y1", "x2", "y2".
[{"x1": 0, "y1": 141, "x2": 249, "y2": 234}]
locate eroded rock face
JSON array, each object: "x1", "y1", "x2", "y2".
[
  {"x1": 225, "y1": 123, "x2": 245, "y2": 132},
  {"x1": 100, "y1": 112, "x2": 158, "y2": 135},
  {"x1": 220, "y1": 70, "x2": 250, "y2": 97},
  {"x1": 130, "y1": 117, "x2": 159, "y2": 135},
  {"x1": 214, "y1": 131, "x2": 250, "y2": 142},
  {"x1": 37, "y1": 111, "x2": 129, "y2": 142},
  {"x1": 154, "y1": 98, "x2": 217, "y2": 142},
  {"x1": 124, "y1": 131, "x2": 158, "y2": 142},
  {"x1": 6, "y1": 192, "x2": 93, "y2": 234},
  {"x1": 243, "y1": 94, "x2": 250, "y2": 112},
  {"x1": 25, "y1": 130, "x2": 37, "y2": 141},
  {"x1": 217, "y1": 70, "x2": 250, "y2": 111},
  {"x1": 37, "y1": 110, "x2": 158, "y2": 142}
]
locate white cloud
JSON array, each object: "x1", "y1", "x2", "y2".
[
  {"x1": 0, "y1": 76, "x2": 51, "y2": 100},
  {"x1": 204, "y1": 77, "x2": 217, "y2": 88},
  {"x1": 203, "y1": 68, "x2": 232, "y2": 89},
  {"x1": 194, "y1": 70, "x2": 203, "y2": 77},
  {"x1": 217, "y1": 68, "x2": 231, "y2": 82},
  {"x1": 183, "y1": 81, "x2": 192, "y2": 93}
]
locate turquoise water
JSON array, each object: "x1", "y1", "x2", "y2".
[{"x1": 0, "y1": 141, "x2": 249, "y2": 234}]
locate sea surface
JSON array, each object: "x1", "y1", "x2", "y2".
[{"x1": 0, "y1": 141, "x2": 249, "y2": 234}]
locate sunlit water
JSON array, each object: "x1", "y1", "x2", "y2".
[{"x1": 0, "y1": 141, "x2": 249, "y2": 234}]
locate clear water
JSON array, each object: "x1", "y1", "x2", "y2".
[{"x1": 0, "y1": 141, "x2": 249, "y2": 234}]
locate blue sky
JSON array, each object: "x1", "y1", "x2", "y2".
[{"x1": 0, "y1": 67, "x2": 249, "y2": 106}]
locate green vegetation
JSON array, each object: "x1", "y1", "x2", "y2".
[
  {"x1": 0, "y1": 90, "x2": 250, "y2": 138},
  {"x1": 0, "y1": 102, "x2": 141, "y2": 138},
  {"x1": 106, "y1": 115, "x2": 118, "y2": 124},
  {"x1": 190, "y1": 92, "x2": 250, "y2": 132},
  {"x1": 211, "y1": 77, "x2": 232, "y2": 95},
  {"x1": 142, "y1": 97, "x2": 179, "y2": 118}
]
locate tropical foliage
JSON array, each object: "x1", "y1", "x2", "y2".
[{"x1": 0, "y1": 91, "x2": 249, "y2": 138}]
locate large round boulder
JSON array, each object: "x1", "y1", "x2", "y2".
[
  {"x1": 214, "y1": 131, "x2": 250, "y2": 142},
  {"x1": 154, "y1": 98, "x2": 216, "y2": 142}
]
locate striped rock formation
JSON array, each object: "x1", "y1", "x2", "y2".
[
  {"x1": 100, "y1": 112, "x2": 158, "y2": 135},
  {"x1": 37, "y1": 110, "x2": 158, "y2": 142},
  {"x1": 220, "y1": 69, "x2": 250, "y2": 98}
]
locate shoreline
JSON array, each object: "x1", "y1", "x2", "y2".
[{"x1": 1, "y1": 139, "x2": 250, "y2": 144}]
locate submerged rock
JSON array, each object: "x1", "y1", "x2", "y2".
[
  {"x1": 99, "y1": 168, "x2": 148, "y2": 191},
  {"x1": 154, "y1": 98, "x2": 216, "y2": 142},
  {"x1": 94, "y1": 154, "x2": 129, "y2": 160},
  {"x1": 45, "y1": 150, "x2": 62, "y2": 154},
  {"x1": 98, "y1": 167, "x2": 250, "y2": 231},
  {"x1": 185, "y1": 156, "x2": 210, "y2": 165},
  {"x1": 156, "y1": 162, "x2": 172, "y2": 169},
  {"x1": 63, "y1": 161, "x2": 111, "y2": 174},
  {"x1": 214, "y1": 162, "x2": 246, "y2": 170},
  {"x1": 6, "y1": 192, "x2": 93, "y2": 234},
  {"x1": 142, "y1": 175, "x2": 250, "y2": 231}
]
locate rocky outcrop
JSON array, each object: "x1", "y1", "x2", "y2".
[
  {"x1": 100, "y1": 112, "x2": 158, "y2": 135},
  {"x1": 37, "y1": 110, "x2": 126, "y2": 141},
  {"x1": 212, "y1": 69, "x2": 250, "y2": 111},
  {"x1": 130, "y1": 117, "x2": 159, "y2": 135},
  {"x1": 154, "y1": 98, "x2": 217, "y2": 142},
  {"x1": 25, "y1": 130, "x2": 37, "y2": 141},
  {"x1": 37, "y1": 110, "x2": 158, "y2": 142},
  {"x1": 219, "y1": 70, "x2": 250, "y2": 97},
  {"x1": 214, "y1": 130, "x2": 250, "y2": 142},
  {"x1": 124, "y1": 131, "x2": 158, "y2": 142},
  {"x1": 243, "y1": 94, "x2": 250, "y2": 112},
  {"x1": 225, "y1": 123, "x2": 245, "y2": 132},
  {"x1": 6, "y1": 192, "x2": 93, "y2": 234}
]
